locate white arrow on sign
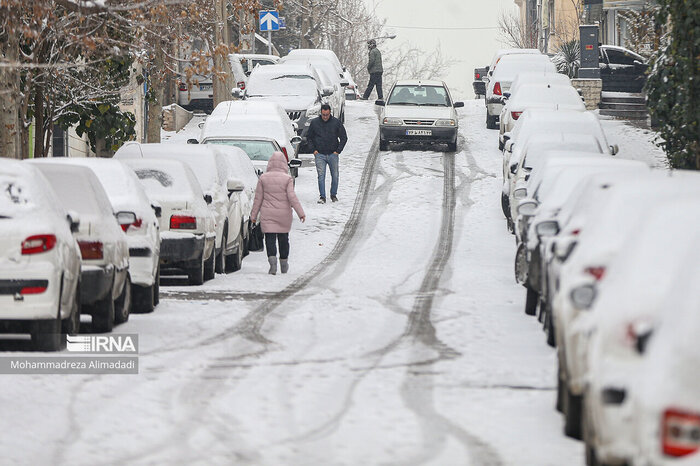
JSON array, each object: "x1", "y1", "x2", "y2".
[{"x1": 260, "y1": 11, "x2": 279, "y2": 30}]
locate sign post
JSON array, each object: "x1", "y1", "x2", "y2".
[{"x1": 259, "y1": 10, "x2": 280, "y2": 55}]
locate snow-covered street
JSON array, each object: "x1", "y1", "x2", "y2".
[{"x1": 0, "y1": 100, "x2": 666, "y2": 465}]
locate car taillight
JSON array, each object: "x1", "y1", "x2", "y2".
[
  {"x1": 170, "y1": 215, "x2": 196, "y2": 230},
  {"x1": 511, "y1": 111, "x2": 522, "y2": 120},
  {"x1": 494, "y1": 82, "x2": 502, "y2": 96},
  {"x1": 120, "y1": 217, "x2": 143, "y2": 233},
  {"x1": 78, "y1": 241, "x2": 104, "y2": 260},
  {"x1": 584, "y1": 266, "x2": 606, "y2": 281},
  {"x1": 21, "y1": 234, "x2": 56, "y2": 255},
  {"x1": 237, "y1": 81, "x2": 246, "y2": 90},
  {"x1": 663, "y1": 408, "x2": 700, "y2": 457},
  {"x1": 21, "y1": 286, "x2": 47, "y2": 295},
  {"x1": 281, "y1": 147, "x2": 289, "y2": 162},
  {"x1": 475, "y1": 73, "x2": 481, "y2": 79},
  {"x1": 178, "y1": 82, "x2": 187, "y2": 91}
]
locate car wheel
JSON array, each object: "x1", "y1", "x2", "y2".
[
  {"x1": 187, "y1": 254, "x2": 205, "y2": 286},
  {"x1": 61, "y1": 281, "x2": 81, "y2": 335},
  {"x1": 91, "y1": 289, "x2": 115, "y2": 333},
  {"x1": 525, "y1": 286, "x2": 538, "y2": 316},
  {"x1": 501, "y1": 192, "x2": 510, "y2": 219},
  {"x1": 564, "y1": 385, "x2": 583, "y2": 440},
  {"x1": 132, "y1": 283, "x2": 155, "y2": 313},
  {"x1": 225, "y1": 235, "x2": 243, "y2": 272},
  {"x1": 114, "y1": 274, "x2": 131, "y2": 324},
  {"x1": 556, "y1": 365, "x2": 564, "y2": 413},
  {"x1": 32, "y1": 316, "x2": 62, "y2": 351},
  {"x1": 447, "y1": 141, "x2": 457, "y2": 152},
  {"x1": 215, "y1": 229, "x2": 227, "y2": 274},
  {"x1": 204, "y1": 248, "x2": 215, "y2": 281},
  {"x1": 544, "y1": 299, "x2": 556, "y2": 348},
  {"x1": 379, "y1": 139, "x2": 388, "y2": 151},
  {"x1": 153, "y1": 264, "x2": 160, "y2": 306},
  {"x1": 498, "y1": 139, "x2": 504, "y2": 151},
  {"x1": 583, "y1": 397, "x2": 601, "y2": 466}
]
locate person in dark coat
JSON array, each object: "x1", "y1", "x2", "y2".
[
  {"x1": 251, "y1": 152, "x2": 306, "y2": 274},
  {"x1": 362, "y1": 39, "x2": 383, "y2": 100},
  {"x1": 305, "y1": 103, "x2": 348, "y2": 204}
]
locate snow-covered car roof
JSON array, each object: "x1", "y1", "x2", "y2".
[
  {"x1": 210, "y1": 100, "x2": 288, "y2": 121},
  {"x1": 490, "y1": 48, "x2": 542, "y2": 69},
  {"x1": 239, "y1": 53, "x2": 280, "y2": 61},
  {"x1": 30, "y1": 163, "x2": 114, "y2": 219},
  {"x1": 511, "y1": 109, "x2": 609, "y2": 149},
  {"x1": 246, "y1": 64, "x2": 323, "y2": 96},
  {"x1": 30, "y1": 158, "x2": 154, "y2": 220},
  {"x1": 393, "y1": 79, "x2": 445, "y2": 87},
  {"x1": 281, "y1": 55, "x2": 344, "y2": 83},
  {"x1": 520, "y1": 134, "x2": 604, "y2": 170},
  {"x1": 0, "y1": 160, "x2": 65, "y2": 221},
  {"x1": 201, "y1": 113, "x2": 290, "y2": 146},
  {"x1": 287, "y1": 49, "x2": 343, "y2": 75},
  {"x1": 121, "y1": 158, "x2": 205, "y2": 203},
  {"x1": 491, "y1": 55, "x2": 556, "y2": 81},
  {"x1": 507, "y1": 83, "x2": 585, "y2": 111},
  {"x1": 208, "y1": 146, "x2": 259, "y2": 191},
  {"x1": 509, "y1": 72, "x2": 571, "y2": 95}
]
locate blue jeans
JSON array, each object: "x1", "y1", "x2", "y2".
[{"x1": 314, "y1": 153, "x2": 339, "y2": 198}]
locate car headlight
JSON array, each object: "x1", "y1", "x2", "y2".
[
  {"x1": 382, "y1": 117, "x2": 403, "y2": 126},
  {"x1": 306, "y1": 105, "x2": 321, "y2": 117},
  {"x1": 435, "y1": 119, "x2": 456, "y2": 127}
]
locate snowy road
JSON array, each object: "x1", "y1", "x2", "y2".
[{"x1": 0, "y1": 101, "x2": 665, "y2": 465}]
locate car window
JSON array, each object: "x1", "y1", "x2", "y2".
[
  {"x1": 387, "y1": 85, "x2": 450, "y2": 106},
  {"x1": 207, "y1": 140, "x2": 277, "y2": 161},
  {"x1": 253, "y1": 59, "x2": 275, "y2": 67},
  {"x1": 39, "y1": 168, "x2": 112, "y2": 217},
  {"x1": 0, "y1": 176, "x2": 37, "y2": 218},
  {"x1": 605, "y1": 49, "x2": 639, "y2": 65},
  {"x1": 247, "y1": 74, "x2": 318, "y2": 97},
  {"x1": 132, "y1": 166, "x2": 199, "y2": 199}
]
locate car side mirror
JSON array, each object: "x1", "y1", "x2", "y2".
[
  {"x1": 503, "y1": 92, "x2": 511, "y2": 99},
  {"x1": 151, "y1": 204, "x2": 162, "y2": 218},
  {"x1": 291, "y1": 135, "x2": 302, "y2": 145},
  {"x1": 535, "y1": 220, "x2": 559, "y2": 238},
  {"x1": 227, "y1": 179, "x2": 245, "y2": 193},
  {"x1": 340, "y1": 80, "x2": 349, "y2": 87},
  {"x1": 322, "y1": 86, "x2": 334, "y2": 97},
  {"x1": 288, "y1": 159, "x2": 302, "y2": 168},
  {"x1": 204, "y1": 194, "x2": 213, "y2": 205},
  {"x1": 66, "y1": 210, "x2": 80, "y2": 233},
  {"x1": 509, "y1": 163, "x2": 518, "y2": 175},
  {"x1": 187, "y1": 138, "x2": 199, "y2": 144},
  {"x1": 115, "y1": 211, "x2": 137, "y2": 228},
  {"x1": 517, "y1": 199, "x2": 538, "y2": 217},
  {"x1": 503, "y1": 131, "x2": 511, "y2": 143},
  {"x1": 198, "y1": 122, "x2": 205, "y2": 129},
  {"x1": 231, "y1": 88, "x2": 243, "y2": 98},
  {"x1": 505, "y1": 140, "x2": 514, "y2": 153},
  {"x1": 609, "y1": 144, "x2": 619, "y2": 156},
  {"x1": 453, "y1": 101, "x2": 464, "y2": 108},
  {"x1": 375, "y1": 99, "x2": 385, "y2": 106},
  {"x1": 256, "y1": 169, "x2": 263, "y2": 177}
]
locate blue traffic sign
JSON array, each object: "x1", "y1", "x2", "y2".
[{"x1": 259, "y1": 10, "x2": 280, "y2": 32}]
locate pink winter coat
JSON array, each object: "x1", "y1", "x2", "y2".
[{"x1": 251, "y1": 152, "x2": 305, "y2": 233}]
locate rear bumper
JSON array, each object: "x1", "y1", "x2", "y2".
[
  {"x1": 81, "y1": 265, "x2": 115, "y2": 306},
  {"x1": 160, "y1": 234, "x2": 212, "y2": 270},
  {"x1": 0, "y1": 275, "x2": 60, "y2": 321},
  {"x1": 486, "y1": 100, "x2": 504, "y2": 117},
  {"x1": 380, "y1": 126, "x2": 457, "y2": 144},
  {"x1": 128, "y1": 249, "x2": 157, "y2": 287},
  {"x1": 473, "y1": 81, "x2": 486, "y2": 95}
]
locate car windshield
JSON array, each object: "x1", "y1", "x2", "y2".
[
  {"x1": 206, "y1": 140, "x2": 277, "y2": 161},
  {"x1": 387, "y1": 85, "x2": 450, "y2": 106},
  {"x1": 0, "y1": 176, "x2": 36, "y2": 218},
  {"x1": 247, "y1": 74, "x2": 318, "y2": 97},
  {"x1": 132, "y1": 167, "x2": 197, "y2": 199}
]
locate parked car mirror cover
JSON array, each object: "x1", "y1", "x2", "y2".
[
  {"x1": 454, "y1": 101, "x2": 464, "y2": 108},
  {"x1": 203, "y1": 194, "x2": 213, "y2": 205},
  {"x1": 290, "y1": 136, "x2": 302, "y2": 144},
  {"x1": 288, "y1": 159, "x2": 303, "y2": 168},
  {"x1": 115, "y1": 211, "x2": 137, "y2": 226},
  {"x1": 66, "y1": 210, "x2": 80, "y2": 233},
  {"x1": 187, "y1": 139, "x2": 199, "y2": 144},
  {"x1": 609, "y1": 144, "x2": 619, "y2": 156},
  {"x1": 227, "y1": 179, "x2": 245, "y2": 192},
  {"x1": 375, "y1": 99, "x2": 385, "y2": 106},
  {"x1": 517, "y1": 200, "x2": 537, "y2": 217},
  {"x1": 535, "y1": 220, "x2": 559, "y2": 237}
]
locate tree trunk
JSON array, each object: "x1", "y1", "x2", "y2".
[
  {"x1": 95, "y1": 137, "x2": 112, "y2": 158},
  {"x1": 33, "y1": 84, "x2": 45, "y2": 158},
  {"x1": 146, "y1": 41, "x2": 165, "y2": 143},
  {"x1": 212, "y1": 0, "x2": 233, "y2": 108},
  {"x1": 0, "y1": 32, "x2": 21, "y2": 159}
]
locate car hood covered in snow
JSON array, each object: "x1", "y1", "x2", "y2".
[{"x1": 384, "y1": 105, "x2": 455, "y2": 121}]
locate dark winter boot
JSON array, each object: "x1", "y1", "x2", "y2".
[
  {"x1": 280, "y1": 259, "x2": 289, "y2": 274},
  {"x1": 268, "y1": 256, "x2": 277, "y2": 275}
]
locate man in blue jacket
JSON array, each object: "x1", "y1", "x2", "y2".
[{"x1": 306, "y1": 103, "x2": 348, "y2": 204}]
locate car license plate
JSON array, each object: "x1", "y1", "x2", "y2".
[
  {"x1": 199, "y1": 84, "x2": 212, "y2": 91},
  {"x1": 406, "y1": 129, "x2": 432, "y2": 136}
]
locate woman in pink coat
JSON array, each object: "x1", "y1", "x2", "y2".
[{"x1": 251, "y1": 152, "x2": 306, "y2": 274}]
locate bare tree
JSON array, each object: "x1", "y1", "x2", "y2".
[{"x1": 498, "y1": 10, "x2": 537, "y2": 49}]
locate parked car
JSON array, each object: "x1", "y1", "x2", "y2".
[
  {"x1": 582, "y1": 201, "x2": 700, "y2": 464},
  {"x1": 499, "y1": 83, "x2": 585, "y2": 150},
  {"x1": 473, "y1": 67, "x2": 488, "y2": 97},
  {"x1": 120, "y1": 158, "x2": 216, "y2": 285},
  {"x1": 237, "y1": 53, "x2": 279, "y2": 76},
  {"x1": 0, "y1": 160, "x2": 82, "y2": 350},
  {"x1": 485, "y1": 54, "x2": 555, "y2": 129},
  {"x1": 177, "y1": 55, "x2": 248, "y2": 112},
  {"x1": 227, "y1": 53, "x2": 250, "y2": 91},
  {"x1": 286, "y1": 48, "x2": 345, "y2": 79},
  {"x1": 599, "y1": 45, "x2": 648, "y2": 93},
  {"x1": 376, "y1": 79, "x2": 464, "y2": 152},
  {"x1": 196, "y1": 100, "x2": 302, "y2": 167},
  {"x1": 32, "y1": 163, "x2": 131, "y2": 332},
  {"x1": 630, "y1": 275, "x2": 700, "y2": 466},
  {"x1": 39, "y1": 158, "x2": 161, "y2": 313},
  {"x1": 280, "y1": 55, "x2": 348, "y2": 122},
  {"x1": 238, "y1": 63, "x2": 333, "y2": 140},
  {"x1": 487, "y1": 48, "x2": 542, "y2": 79},
  {"x1": 115, "y1": 143, "x2": 248, "y2": 274}
]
